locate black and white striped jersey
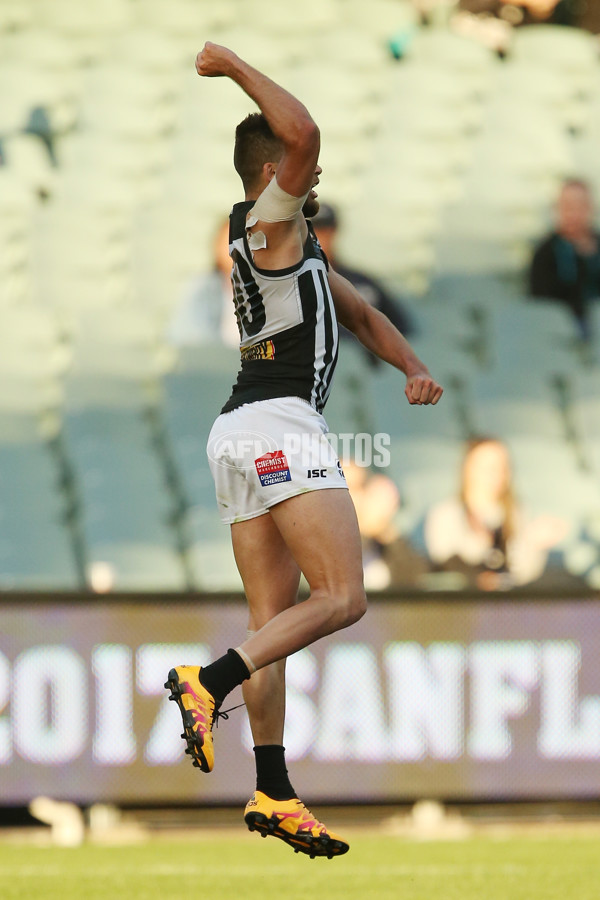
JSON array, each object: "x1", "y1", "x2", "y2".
[{"x1": 220, "y1": 200, "x2": 339, "y2": 415}]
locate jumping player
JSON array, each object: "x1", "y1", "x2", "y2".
[{"x1": 166, "y1": 42, "x2": 443, "y2": 859}]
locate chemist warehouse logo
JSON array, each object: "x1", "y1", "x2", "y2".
[{"x1": 255, "y1": 451, "x2": 292, "y2": 487}]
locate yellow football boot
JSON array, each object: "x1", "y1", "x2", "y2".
[
  {"x1": 164, "y1": 666, "x2": 218, "y2": 773},
  {"x1": 244, "y1": 791, "x2": 349, "y2": 859}
]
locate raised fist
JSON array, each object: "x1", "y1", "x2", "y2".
[{"x1": 195, "y1": 42, "x2": 237, "y2": 78}]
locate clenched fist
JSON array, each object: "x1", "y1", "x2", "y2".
[
  {"x1": 195, "y1": 42, "x2": 238, "y2": 77},
  {"x1": 405, "y1": 371, "x2": 443, "y2": 406}
]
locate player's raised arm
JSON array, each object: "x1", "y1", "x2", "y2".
[
  {"x1": 328, "y1": 266, "x2": 443, "y2": 406},
  {"x1": 196, "y1": 41, "x2": 319, "y2": 199}
]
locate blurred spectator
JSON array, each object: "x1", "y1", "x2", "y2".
[
  {"x1": 458, "y1": 0, "x2": 576, "y2": 26},
  {"x1": 579, "y1": 2, "x2": 600, "y2": 32},
  {"x1": 167, "y1": 219, "x2": 239, "y2": 348},
  {"x1": 453, "y1": 0, "x2": 578, "y2": 52},
  {"x1": 311, "y1": 203, "x2": 414, "y2": 365},
  {"x1": 344, "y1": 460, "x2": 430, "y2": 590},
  {"x1": 424, "y1": 436, "x2": 568, "y2": 590},
  {"x1": 528, "y1": 179, "x2": 600, "y2": 342},
  {"x1": 311, "y1": 203, "x2": 415, "y2": 435}
]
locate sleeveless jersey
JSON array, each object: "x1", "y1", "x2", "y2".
[{"x1": 220, "y1": 201, "x2": 339, "y2": 415}]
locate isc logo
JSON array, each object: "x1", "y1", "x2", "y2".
[{"x1": 307, "y1": 468, "x2": 327, "y2": 478}]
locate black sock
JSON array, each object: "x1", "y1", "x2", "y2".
[
  {"x1": 254, "y1": 744, "x2": 296, "y2": 801},
  {"x1": 199, "y1": 649, "x2": 251, "y2": 706}
]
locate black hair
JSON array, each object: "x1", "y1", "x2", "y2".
[{"x1": 233, "y1": 112, "x2": 283, "y2": 192}]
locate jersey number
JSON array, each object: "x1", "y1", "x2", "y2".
[{"x1": 231, "y1": 250, "x2": 266, "y2": 337}]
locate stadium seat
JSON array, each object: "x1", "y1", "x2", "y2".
[
  {"x1": 84, "y1": 541, "x2": 187, "y2": 591},
  {"x1": 63, "y1": 403, "x2": 187, "y2": 590},
  {"x1": 344, "y1": 0, "x2": 419, "y2": 40},
  {"x1": 0, "y1": 224, "x2": 30, "y2": 277},
  {"x1": 0, "y1": 62, "x2": 79, "y2": 134},
  {"x1": 337, "y1": 172, "x2": 444, "y2": 288},
  {"x1": 0, "y1": 374, "x2": 63, "y2": 421},
  {"x1": 380, "y1": 92, "x2": 478, "y2": 140},
  {"x1": 387, "y1": 436, "x2": 464, "y2": 541},
  {"x1": 79, "y1": 96, "x2": 177, "y2": 142},
  {"x1": 433, "y1": 144, "x2": 566, "y2": 274},
  {"x1": 5, "y1": 29, "x2": 82, "y2": 81},
  {"x1": 38, "y1": 0, "x2": 133, "y2": 39},
  {"x1": 132, "y1": 196, "x2": 230, "y2": 297},
  {"x1": 310, "y1": 26, "x2": 392, "y2": 75},
  {"x1": 0, "y1": 0, "x2": 33, "y2": 32},
  {"x1": 0, "y1": 439, "x2": 80, "y2": 588},
  {"x1": 63, "y1": 375, "x2": 158, "y2": 416},
  {"x1": 386, "y1": 61, "x2": 486, "y2": 119},
  {"x1": 467, "y1": 373, "x2": 566, "y2": 442},
  {"x1": 338, "y1": 227, "x2": 436, "y2": 291},
  {"x1": 0, "y1": 345, "x2": 68, "y2": 382},
  {"x1": 0, "y1": 518, "x2": 79, "y2": 589},
  {"x1": 427, "y1": 272, "x2": 523, "y2": 310},
  {"x1": 493, "y1": 61, "x2": 588, "y2": 130},
  {"x1": 135, "y1": 0, "x2": 231, "y2": 36},
  {"x1": 571, "y1": 95, "x2": 600, "y2": 195},
  {"x1": 83, "y1": 62, "x2": 178, "y2": 111},
  {"x1": 67, "y1": 308, "x2": 172, "y2": 380},
  {"x1": 407, "y1": 29, "x2": 496, "y2": 75},
  {"x1": 373, "y1": 137, "x2": 466, "y2": 203},
  {"x1": 433, "y1": 222, "x2": 537, "y2": 277},
  {"x1": 570, "y1": 134, "x2": 600, "y2": 198},
  {"x1": 162, "y1": 346, "x2": 239, "y2": 510},
  {"x1": 186, "y1": 518, "x2": 243, "y2": 591},
  {"x1": 506, "y1": 434, "x2": 600, "y2": 530},
  {"x1": 2, "y1": 135, "x2": 57, "y2": 196},
  {"x1": 510, "y1": 24, "x2": 598, "y2": 90},
  {"x1": 59, "y1": 134, "x2": 169, "y2": 192},
  {"x1": 487, "y1": 301, "x2": 583, "y2": 374},
  {"x1": 241, "y1": 0, "x2": 340, "y2": 36},
  {"x1": 569, "y1": 371, "x2": 600, "y2": 463}
]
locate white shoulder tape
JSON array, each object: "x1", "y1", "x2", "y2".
[
  {"x1": 248, "y1": 176, "x2": 309, "y2": 225},
  {"x1": 247, "y1": 230, "x2": 267, "y2": 251}
]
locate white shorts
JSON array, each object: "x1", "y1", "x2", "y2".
[{"x1": 207, "y1": 396, "x2": 347, "y2": 524}]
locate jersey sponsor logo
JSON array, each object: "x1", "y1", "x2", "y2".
[
  {"x1": 255, "y1": 450, "x2": 292, "y2": 487},
  {"x1": 241, "y1": 339, "x2": 275, "y2": 362},
  {"x1": 307, "y1": 468, "x2": 327, "y2": 478}
]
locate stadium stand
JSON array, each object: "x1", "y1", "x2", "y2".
[{"x1": 0, "y1": 1, "x2": 599, "y2": 589}]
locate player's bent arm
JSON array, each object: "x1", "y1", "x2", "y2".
[
  {"x1": 328, "y1": 267, "x2": 443, "y2": 406},
  {"x1": 196, "y1": 42, "x2": 319, "y2": 198}
]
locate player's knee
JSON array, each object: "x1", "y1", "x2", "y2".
[
  {"x1": 347, "y1": 587, "x2": 367, "y2": 626},
  {"x1": 333, "y1": 586, "x2": 367, "y2": 630}
]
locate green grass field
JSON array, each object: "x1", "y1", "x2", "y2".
[{"x1": 1, "y1": 832, "x2": 600, "y2": 900}]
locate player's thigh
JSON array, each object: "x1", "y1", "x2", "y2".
[
  {"x1": 231, "y1": 513, "x2": 301, "y2": 629},
  {"x1": 268, "y1": 488, "x2": 364, "y2": 594}
]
